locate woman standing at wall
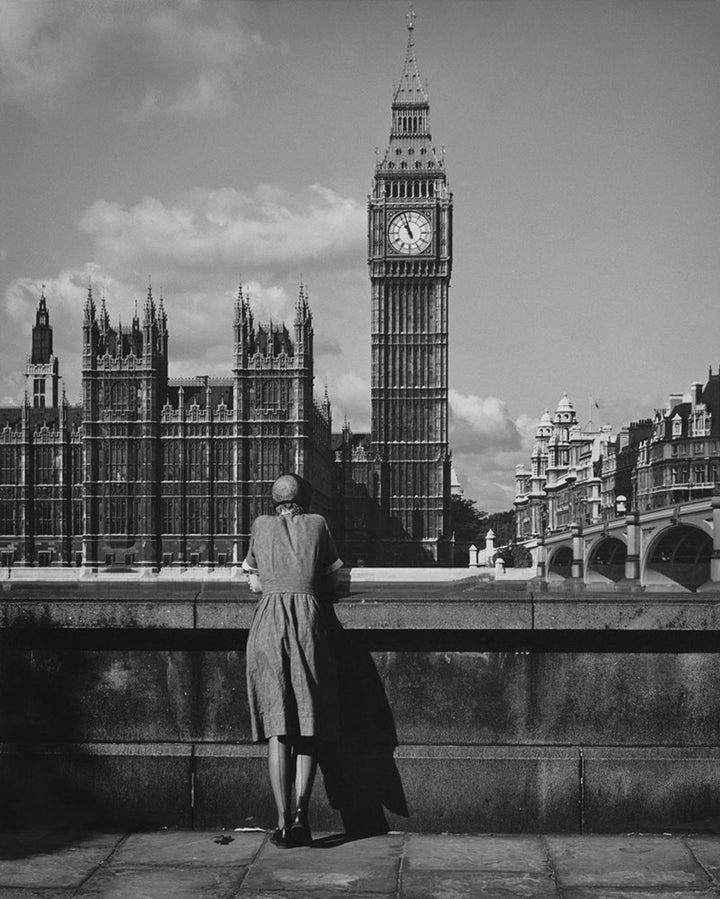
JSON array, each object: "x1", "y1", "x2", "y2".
[{"x1": 243, "y1": 474, "x2": 343, "y2": 848}]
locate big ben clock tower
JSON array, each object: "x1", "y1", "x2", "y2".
[{"x1": 368, "y1": 8, "x2": 452, "y2": 562}]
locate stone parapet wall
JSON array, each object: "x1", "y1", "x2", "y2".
[{"x1": 2, "y1": 576, "x2": 720, "y2": 834}]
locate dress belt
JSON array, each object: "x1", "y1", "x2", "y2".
[{"x1": 261, "y1": 578, "x2": 316, "y2": 595}]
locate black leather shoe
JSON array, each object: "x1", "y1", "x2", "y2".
[
  {"x1": 270, "y1": 826, "x2": 292, "y2": 848},
  {"x1": 290, "y1": 811, "x2": 312, "y2": 846}
]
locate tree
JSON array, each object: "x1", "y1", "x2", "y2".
[
  {"x1": 480, "y1": 510, "x2": 515, "y2": 546},
  {"x1": 449, "y1": 495, "x2": 486, "y2": 544}
]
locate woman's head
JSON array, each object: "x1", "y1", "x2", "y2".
[{"x1": 271, "y1": 473, "x2": 312, "y2": 514}]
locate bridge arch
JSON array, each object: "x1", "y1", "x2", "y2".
[
  {"x1": 644, "y1": 524, "x2": 713, "y2": 592},
  {"x1": 587, "y1": 536, "x2": 627, "y2": 583},
  {"x1": 548, "y1": 545, "x2": 573, "y2": 580}
]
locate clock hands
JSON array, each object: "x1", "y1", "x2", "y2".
[{"x1": 402, "y1": 212, "x2": 414, "y2": 240}]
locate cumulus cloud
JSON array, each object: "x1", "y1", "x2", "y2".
[
  {"x1": 449, "y1": 388, "x2": 534, "y2": 454},
  {"x1": 0, "y1": 0, "x2": 273, "y2": 118},
  {"x1": 448, "y1": 389, "x2": 539, "y2": 511},
  {"x1": 79, "y1": 185, "x2": 365, "y2": 273}
]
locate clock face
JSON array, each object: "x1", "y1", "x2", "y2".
[{"x1": 388, "y1": 211, "x2": 432, "y2": 255}]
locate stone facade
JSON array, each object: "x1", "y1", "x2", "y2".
[
  {"x1": 516, "y1": 370, "x2": 720, "y2": 545},
  {"x1": 336, "y1": 14, "x2": 453, "y2": 565},
  {"x1": 0, "y1": 286, "x2": 334, "y2": 570}
]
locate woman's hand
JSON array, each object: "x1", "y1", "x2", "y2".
[{"x1": 246, "y1": 571, "x2": 262, "y2": 594}]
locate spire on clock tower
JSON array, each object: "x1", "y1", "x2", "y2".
[
  {"x1": 362, "y1": 6, "x2": 453, "y2": 564},
  {"x1": 377, "y1": 6, "x2": 442, "y2": 177},
  {"x1": 394, "y1": 4, "x2": 428, "y2": 107}
]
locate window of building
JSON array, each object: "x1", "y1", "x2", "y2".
[
  {"x1": 73, "y1": 445, "x2": 83, "y2": 484},
  {"x1": 161, "y1": 497, "x2": 179, "y2": 534},
  {"x1": 106, "y1": 498, "x2": 127, "y2": 534},
  {"x1": 187, "y1": 497, "x2": 207, "y2": 533},
  {"x1": 214, "y1": 441, "x2": 232, "y2": 480},
  {"x1": 105, "y1": 441, "x2": 127, "y2": 481},
  {"x1": 215, "y1": 497, "x2": 232, "y2": 533},
  {"x1": 35, "y1": 446, "x2": 56, "y2": 484},
  {"x1": 261, "y1": 381, "x2": 279, "y2": 408},
  {"x1": 33, "y1": 378, "x2": 46, "y2": 408},
  {"x1": 0, "y1": 447, "x2": 17, "y2": 485},
  {"x1": 187, "y1": 441, "x2": 207, "y2": 481},
  {"x1": 34, "y1": 500, "x2": 54, "y2": 534},
  {"x1": 162, "y1": 441, "x2": 180, "y2": 481},
  {"x1": 73, "y1": 500, "x2": 83, "y2": 535},
  {"x1": 0, "y1": 502, "x2": 14, "y2": 533}
]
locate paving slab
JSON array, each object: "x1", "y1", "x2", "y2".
[
  {"x1": 686, "y1": 836, "x2": 720, "y2": 882},
  {"x1": 0, "y1": 831, "x2": 121, "y2": 889},
  {"x1": 0, "y1": 890, "x2": 75, "y2": 899},
  {"x1": 75, "y1": 864, "x2": 247, "y2": 898},
  {"x1": 545, "y1": 836, "x2": 710, "y2": 890},
  {"x1": 401, "y1": 869, "x2": 559, "y2": 898},
  {"x1": 238, "y1": 894, "x2": 393, "y2": 899},
  {"x1": 240, "y1": 832, "x2": 403, "y2": 896},
  {"x1": 403, "y1": 834, "x2": 550, "y2": 873},
  {"x1": 113, "y1": 829, "x2": 265, "y2": 867},
  {"x1": 560, "y1": 891, "x2": 720, "y2": 899}
]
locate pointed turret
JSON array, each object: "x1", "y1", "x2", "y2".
[
  {"x1": 99, "y1": 293, "x2": 110, "y2": 334},
  {"x1": 158, "y1": 290, "x2": 167, "y2": 332},
  {"x1": 234, "y1": 283, "x2": 244, "y2": 325},
  {"x1": 294, "y1": 282, "x2": 313, "y2": 359},
  {"x1": 295, "y1": 281, "x2": 312, "y2": 325},
  {"x1": 31, "y1": 286, "x2": 53, "y2": 364},
  {"x1": 393, "y1": 5, "x2": 428, "y2": 107},
  {"x1": 376, "y1": 5, "x2": 443, "y2": 178},
  {"x1": 84, "y1": 281, "x2": 96, "y2": 322},
  {"x1": 143, "y1": 281, "x2": 155, "y2": 324}
]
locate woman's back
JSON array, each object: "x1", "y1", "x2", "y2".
[{"x1": 247, "y1": 513, "x2": 336, "y2": 594}]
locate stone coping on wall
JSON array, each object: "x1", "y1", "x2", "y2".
[{"x1": 1, "y1": 573, "x2": 719, "y2": 631}]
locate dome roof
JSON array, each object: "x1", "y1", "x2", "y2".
[{"x1": 555, "y1": 392, "x2": 573, "y2": 414}]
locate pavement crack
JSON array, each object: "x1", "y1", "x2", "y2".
[
  {"x1": 684, "y1": 837, "x2": 719, "y2": 889},
  {"x1": 395, "y1": 831, "x2": 408, "y2": 899},
  {"x1": 70, "y1": 833, "x2": 130, "y2": 897},
  {"x1": 235, "y1": 827, "x2": 272, "y2": 889},
  {"x1": 540, "y1": 835, "x2": 564, "y2": 899}
]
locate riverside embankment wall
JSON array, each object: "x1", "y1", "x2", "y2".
[{"x1": 2, "y1": 571, "x2": 720, "y2": 834}]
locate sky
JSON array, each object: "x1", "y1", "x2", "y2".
[{"x1": 1, "y1": 0, "x2": 719, "y2": 512}]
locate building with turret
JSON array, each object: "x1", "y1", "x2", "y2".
[
  {"x1": 26, "y1": 287, "x2": 59, "y2": 410},
  {"x1": 335, "y1": 9, "x2": 453, "y2": 565},
  {"x1": 515, "y1": 371, "x2": 720, "y2": 563},
  {"x1": 0, "y1": 11, "x2": 452, "y2": 570},
  {"x1": 0, "y1": 285, "x2": 334, "y2": 569},
  {"x1": 515, "y1": 394, "x2": 615, "y2": 541}
]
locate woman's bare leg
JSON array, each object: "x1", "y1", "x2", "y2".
[
  {"x1": 268, "y1": 736, "x2": 293, "y2": 831},
  {"x1": 291, "y1": 737, "x2": 317, "y2": 844}
]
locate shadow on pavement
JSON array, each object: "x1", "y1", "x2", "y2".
[{"x1": 318, "y1": 606, "x2": 409, "y2": 839}]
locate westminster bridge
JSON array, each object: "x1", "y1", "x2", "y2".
[{"x1": 537, "y1": 495, "x2": 720, "y2": 592}]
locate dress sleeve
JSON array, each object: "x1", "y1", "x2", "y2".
[
  {"x1": 242, "y1": 521, "x2": 259, "y2": 573},
  {"x1": 321, "y1": 519, "x2": 343, "y2": 574}
]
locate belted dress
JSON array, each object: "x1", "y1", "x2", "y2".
[{"x1": 242, "y1": 512, "x2": 343, "y2": 743}]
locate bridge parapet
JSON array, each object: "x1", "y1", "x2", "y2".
[{"x1": 528, "y1": 496, "x2": 720, "y2": 592}]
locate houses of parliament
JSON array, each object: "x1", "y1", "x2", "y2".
[{"x1": 0, "y1": 14, "x2": 453, "y2": 570}]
